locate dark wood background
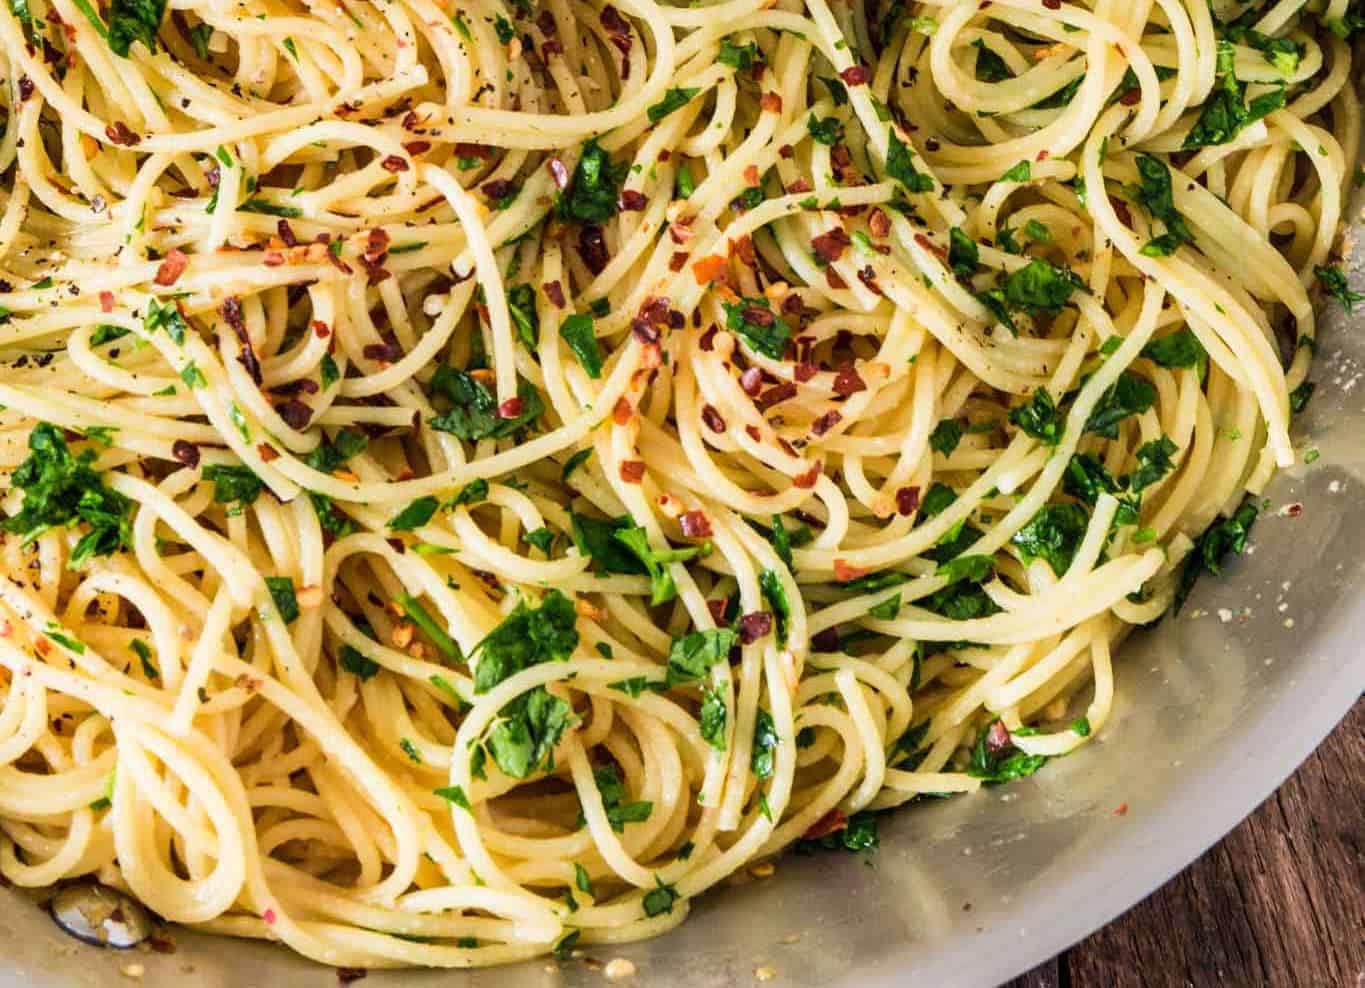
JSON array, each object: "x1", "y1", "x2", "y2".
[{"x1": 1003, "y1": 699, "x2": 1363, "y2": 988}]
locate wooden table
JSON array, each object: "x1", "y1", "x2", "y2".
[{"x1": 1005, "y1": 699, "x2": 1363, "y2": 988}]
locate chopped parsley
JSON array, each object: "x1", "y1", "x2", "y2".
[
  {"x1": 721, "y1": 296, "x2": 791, "y2": 360},
  {"x1": 560, "y1": 314, "x2": 603, "y2": 378}
]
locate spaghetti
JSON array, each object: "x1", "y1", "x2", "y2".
[{"x1": 0, "y1": 0, "x2": 1355, "y2": 970}]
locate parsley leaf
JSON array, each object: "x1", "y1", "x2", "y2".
[
  {"x1": 807, "y1": 113, "x2": 844, "y2": 146},
  {"x1": 1183, "y1": 41, "x2": 1285, "y2": 148},
  {"x1": 428, "y1": 368, "x2": 543, "y2": 440},
  {"x1": 1141, "y1": 328, "x2": 1206, "y2": 369},
  {"x1": 265, "y1": 576, "x2": 299, "y2": 623},
  {"x1": 722, "y1": 296, "x2": 791, "y2": 360},
  {"x1": 948, "y1": 227, "x2": 979, "y2": 279},
  {"x1": 1011, "y1": 504, "x2": 1089, "y2": 575},
  {"x1": 1084, "y1": 371, "x2": 1157, "y2": 438},
  {"x1": 929, "y1": 419, "x2": 963, "y2": 456},
  {"x1": 968, "y1": 719, "x2": 1047, "y2": 782},
  {"x1": 667, "y1": 627, "x2": 737, "y2": 685},
  {"x1": 557, "y1": 139, "x2": 627, "y2": 225},
  {"x1": 647, "y1": 87, "x2": 699, "y2": 124},
  {"x1": 972, "y1": 38, "x2": 1013, "y2": 82},
  {"x1": 1129, "y1": 436, "x2": 1177, "y2": 493},
  {"x1": 700, "y1": 686, "x2": 727, "y2": 751},
  {"x1": 1174, "y1": 500, "x2": 1258, "y2": 613},
  {"x1": 751, "y1": 708, "x2": 778, "y2": 779},
  {"x1": 718, "y1": 39, "x2": 759, "y2": 70},
  {"x1": 1315, "y1": 265, "x2": 1364, "y2": 313},
  {"x1": 106, "y1": 0, "x2": 166, "y2": 56},
  {"x1": 388, "y1": 496, "x2": 439, "y2": 531},
  {"x1": 1003, "y1": 259, "x2": 1083, "y2": 311},
  {"x1": 560, "y1": 314, "x2": 603, "y2": 378},
  {"x1": 886, "y1": 130, "x2": 934, "y2": 193},
  {"x1": 0, "y1": 423, "x2": 132, "y2": 568},
  {"x1": 1009, "y1": 387, "x2": 1063, "y2": 445}
]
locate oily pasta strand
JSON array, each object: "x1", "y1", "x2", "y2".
[{"x1": 0, "y1": 0, "x2": 1353, "y2": 970}]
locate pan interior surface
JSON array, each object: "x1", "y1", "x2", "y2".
[{"x1": 1, "y1": 279, "x2": 1361, "y2": 988}]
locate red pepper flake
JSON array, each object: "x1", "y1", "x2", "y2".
[
  {"x1": 868, "y1": 208, "x2": 891, "y2": 238},
  {"x1": 1284, "y1": 502, "x2": 1303, "y2": 517},
  {"x1": 706, "y1": 597, "x2": 729, "y2": 625},
  {"x1": 1119, "y1": 86, "x2": 1140, "y2": 106},
  {"x1": 833, "y1": 558, "x2": 868, "y2": 582},
  {"x1": 803, "y1": 807, "x2": 847, "y2": 840},
  {"x1": 1036, "y1": 149, "x2": 1050, "y2": 162},
  {"x1": 578, "y1": 225, "x2": 609, "y2": 275},
  {"x1": 680, "y1": 510, "x2": 713, "y2": 538},
  {"x1": 365, "y1": 227, "x2": 390, "y2": 261},
  {"x1": 669, "y1": 251, "x2": 689, "y2": 272},
  {"x1": 600, "y1": 4, "x2": 629, "y2": 32},
  {"x1": 17, "y1": 76, "x2": 34, "y2": 101},
  {"x1": 105, "y1": 121, "x2": 140, "y2": 146},
  {"x1": 1042, "y1": 0, "x2": 1061, "y2": 8},
  {"x1": 171, "y1": 440, "x2": 200, "y2": 468},
  {"x1": 277, "y1": 399, "x2": 313, "y2": 430},
  {"x1": 914, "y1": 232, "x2": 948, "y2": 263},
  {"x1": 811, "y1": 627, "x2": 840, "y2": 651},
  {"x1": 482, "y1": 178, "x2": 517, "y2": 200},
  {"x1": 618, "y1": 189, "x2": 647, "y2": 211},
  {"x1": 337, "y1": 969, "x2": 368, "y2": 985},
  {"x1": 832, "y1": 366, "x2": 866, "y2": 397},
  {"x1": 263, "y1": 251, "x2": 285, "y2": 267},
  {"x1": 1114, "y1": 802, "x2": 1129, "y2": 817},
  {"x1": 895, "y1": 486, "x2": 921, "y2": 516},
  {"x1": 381, "y1": 155, "x2": 409, "y2": 173},
  {"x1": 743, "y1": 164, "x2": 760, "y2": 187},
  {"x1": 738, "y1": 611, "x2": 773, "y2": 644},
  {"x1": 277, "y1": 218, "x2": 299, "y2": 247},
  {"x1": 613, "y1": 396, "x2": 633, "y2": 424},
  {"x1": 403, "y1": 140, "x2": 431, "y2": 156},
  {"x1": 757, "y1": 382, "x2": 797, "y2": 411},
  {"x1": 857, "y1": 265, "x2": 883, "y2": 295},
  {"x1": 760, "y1": 91, "x2": 782, "y2": 113},
  {"x1": 547, "y1": 157, "x2": 570, "y2": 190},
  {"x1": 1108, "y1": 196, "x2": 1134, "y2": 228},
  {"x1": 786, "y1": 178, "x2": 812, "y2": 195},
  {"x1": 497, "y1": 397, "x2": 524, "y2": 419},
  {"x1": 631, "y1": 317, "x2": 660, "y2": 344},
  {"x1": 794, "y1": 362, "x2": 818, "y2": 383},
  {"x1": 839, "y1": 64, "x2": 870, "y2": 86},
  {"x1": 221, "y1": 296, "x2": 245, "y2": 334},
  {"x1": 793, "y1": 460, "x2": 823, "y2": 489},
  {"x1": 699, "y1": 324, "x2": 718, "y2": 351},
  {"x1": 98, "y1": 291, "x2": 114, "y2": 313},
  {"x1": 312, "y1": 320, "x2": 331, "y2": 338},
  {"x1": 985, "y1": 720, "x2": 1012, "y2": 756},
  {"x1": 745, "y1": 425, "x2": 761, "y2": 441},
  {"x1": 543, "y1": 280, "x2": 566, "y2": 308},
  {"x1": 812, "y1": 227, "x2": 851, "y2": 263},
  {"x1": 363, "y1": 342, "x2": 402, "y2": 363},
  {"x1": 825, "y1": 266, "x2": 848, "y2": 290},
  {"x1": 692, "y1": 254, "x2": 727, "y2": 285},
  {"x1": 730, "y1": 234, "x2": 756, "y2": 267},
  {"x1": 811, "y1": 409, "x2": 842, "y2": 436},
  {"x1": 258, "y1": 443, "x2": 281, "y2": 462},
  {"x1": 620, "y1": 460, "x2": 646, "y2": 483},
  {"x1": 739, "y1": 366, "x2": 764, "y2": 396}
]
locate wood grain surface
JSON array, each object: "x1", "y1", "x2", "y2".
[{"x1": 1005, "y1": 698, "x2": 1363, "y2": 988}]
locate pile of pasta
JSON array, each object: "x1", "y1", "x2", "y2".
[{"x1": 0, "y1": 0, "x2": 1354, "y2": 969}]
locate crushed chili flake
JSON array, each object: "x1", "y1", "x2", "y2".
[
  {"x1": 263, "y1": 251, "x2": 285, "y2": 267},
  {"x1": 707, "y1": 597, "x2": 730, "y2": 625},
  {"x1": 669, "y1": 251, "x2": 689, "y2": 272},
  {"x1": 612, "y1": 396, "x2": 633, "y2": 424},
  {"x1": 760, "y1": 91, "x2": 782, "y2": 113},
  {"x1": 547, "y1": 157, "x2": 570, "y2": 190},
  {"x1": 543, "y1": 280, "x2": 566, "y2": 308},
  {"x1": 699, "y1": 325, "x2": 719, "y2": 351},
  {"x1": 98, "y1": 291, "x2": 114, "y2": 313},
  {"x1": 337, "y1": 968, "x2": 368, "y2": 985},
  {"x1": 794, "y1": 362, "x2": 818, "y2": 383},
  {"x1": 839, "y1": 64, "x2": 870, "y2": 86},
  {"x1": 497, "y1": 397, "x2": 524, "y2": 419},
  {"x1": 868, "y1": 208, "x2": 891, "y2": 238},
  {"x1": 832, "y1": 366, "x2": 867, "y2": 397},
  {"x1": 793, "y1": 460, "x2": 823, "y2": 489},
  {"x1": 258, "y1": 444, "x2": 281, "y2": 462},
  {"x1": 105, "y1": 121, "x2": 139, "y2": 146},
  {"x1": 363, "y1": 342, "x2": 403, "y2": 363},
  {"x1": 171, "y1": 440, "x2": 200, "y2": 468},
  {"x1": 618, "y1": 189, "x2": 647, "y2": 211},
  {"x1": 811, "y1": 409, "x2": 842, "y2": 436},
  {"x1": 757, "y1": 382, "x2": 797, "y2": 411},
  {"x1": 578, "y1": 225, "x2": 609, "y2": 275},
  {"x1": 896, "y1": 485, "x2": 921, "y2": 516},
  {"x1": 277, "y1": 399, "x2": 313, "y2": 430},
  {"x1": 833, "y1": 558, "x2": 868, "y2": 582},
  {"x1": 812, "y1": 227, "x2": 852, "y2": 263},
  {"x1": 403, "y1": 140, "x2": 431, "y2": 156},
  {"x1": 825, "y1": 266, "x2": 848, "y2": 290},
  {"x1": 380, "y1": 155, "x2": 410, "y2": 173},
  {"x1": 811, "y1": 626, "x2": 840, "y2": 651},
  {"x1": 739, "y1": 366, "x2": 764, "y2": 396},
  {"x1": 680, "y1": 510, "x2": 713, "y2": 538},
  {"x1": 620, "y1": 460, "x2": 646, "y2": 483},
  {"x1": 738, "y1": 611, "x2": 773, "y2": 644},
  {"x1": 692, "y1": 254, "x2": 727, "y2": 284},
  {"x1": 312, "y1": 319, "x2": 331, "y2": 338},
  {"x1": 857, "y1": 265, "x2": 883, "y2": 294}
]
